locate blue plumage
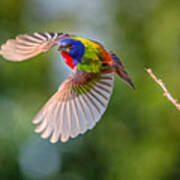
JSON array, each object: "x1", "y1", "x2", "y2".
[{"x1": 59, "y1": 39, "x2": 85, "y2": 64}]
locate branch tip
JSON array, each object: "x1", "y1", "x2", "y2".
[{"x1": 146, "y1": 68, "x2": 180, "y2": 112}]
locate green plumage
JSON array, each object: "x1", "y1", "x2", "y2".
[{"x1": 72, "y1": 36, "x2": 103, "y2": 73}]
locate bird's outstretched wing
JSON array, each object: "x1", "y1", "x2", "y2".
[
  {"x1": 33, "y1": 68, "x2": 114, "y2": 143},
  {"x1": 0, "y1": 32, "x2": 69, "y2": 61}
]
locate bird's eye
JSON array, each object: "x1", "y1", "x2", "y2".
[
  {"x1": 63, "y1": 44, "x2": 72, "y2": 49},
  {"x1": 68, "y1": 44, "x2": 73, "y2": 49}
]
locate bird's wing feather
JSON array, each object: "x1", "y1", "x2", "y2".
[
  {"x1": 0, "y1": 32, "x2": 69, "y2": 61},
  {"x1": 33, "y1": 68, "x2": 114, "y2": 143}
]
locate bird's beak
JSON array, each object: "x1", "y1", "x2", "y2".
[{"x1": 58, "y1": 45, "x2": 66, "y2": 51}]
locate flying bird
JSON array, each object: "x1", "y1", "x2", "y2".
[{"x1": 0, "y1": 32, "x2": 134, "y2": 143}]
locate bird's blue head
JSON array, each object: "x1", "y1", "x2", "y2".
[{"x1": 58, "y1": 38, "x2": 85, "y2": 65}]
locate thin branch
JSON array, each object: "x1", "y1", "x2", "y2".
[{"x1": 145, "y1": 68, "x2": 180, "y2": 111}]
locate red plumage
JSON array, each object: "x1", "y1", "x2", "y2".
[{"x1": 60, "y1": 51, "x2": 75, "y2": 69}]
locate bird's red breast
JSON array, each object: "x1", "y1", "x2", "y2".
[{"x1": 60, "y1": 51, "x2": 75, "y2": 69}]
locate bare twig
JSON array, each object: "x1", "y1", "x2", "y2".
[{"x1": 145, "y1": 68, "x2": 180, "y2": 111}]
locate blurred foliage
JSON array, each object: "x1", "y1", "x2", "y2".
[{"x1": 0, "y1": 0, "x2": 180, "y2": 179}]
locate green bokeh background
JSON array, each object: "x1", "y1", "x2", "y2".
[{"x1": 0, "y1": 0, "x2": 180, "y2": 179}]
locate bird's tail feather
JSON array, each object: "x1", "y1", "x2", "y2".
[{"x1": 110, "y1": 51, "x2": 135, "y2": 89}]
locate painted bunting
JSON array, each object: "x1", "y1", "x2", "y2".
[{"x1": 0, "y1": 32, "x2": 134, "y2": 143}]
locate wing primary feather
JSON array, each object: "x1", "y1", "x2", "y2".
[
  {"x1": 91, "y1": 87, "x2": 108, "y2": 100},
  {"x1": 68, "y1": 100, "x2": 77, "y2": 138},
  {"x1": 33, "y1": 92, "x2": 58, "y2": 124},
  {"x1": 19, "y1": 35, "x2": 42, "y2": 43},
  {"x1": 80, "y1": 93, "x2": 96, "y2": 123},
  {"x1": 67, "y1": 100, "x2": 72, "y2": 134},
  {"x1": 51, "y1": 102, "x2": 63, "y2": 143},
  {"x1": 50, "y1": 102, "x2": 61, "y2": 142},
  {"x1": 41, "y1": 103, "x2": 58, "y2": 139},
  {"x1": 16, "y1": 37, "x2": 39, "y2": 46},
  {"x1": 38, "y1": 32, "x2": 49, "y2": 40},
  {"x1": 61, "y1": 91, "x2": 72, "y2": 142},
  {"x1": 41, "y1": 102, "x2": 57, "y2": 125},
  {"x1": 34, "y1": 32, "x2": 47, "y2": 41},
  {"x1": 31, "y1": 33, "x2": 44, "y2": 41},
  {"x1": 69, "y1": 86, "x2": 84, "y2": 136},
  {"x1": 49, "y1": 33, "x2": 56, "y2": 38},
  {"x1": 59, "y1": 102, "x2": 66, "y2": 140},
  {"x1": 85, "y1": 93, "x2": 101, "y2": 113},
  {"x1": 74, "y1": 97, "x2": 86, "y2": 134},
  {"x1": 45, "y1": 32, "x2": 52, "y2": 40},
  {"x1": 99, "y1": 80, "x2": 112, "y2": 87},
  {"x1": 33, "y1": 106, "x2": 48, "y2": 125},
  {"x1": 60, "y1": 89, "x2": 71, "y2": 142},
  {"x1": 88, "y1": 90, "x2": 106, "y2": 107},
  {"x1": 96, "y1": 83, "x2": 111, "y2": 94},
  {"x1": 72, "y1": 85, "x2": 90, "y2": 127},
  {"x1": 71, "y1": 97, "x2": 81, "y2": 137},
  {"x1": 101, "y1": 76, "x2": 113, "y2": 80},
  {"x1": 79, "y1": 85, "x2": 101, "y2": 114},
  {"x1": 16, "y1": 39, "x2": 35, "y2": 46},
  {"x1": 33, "y1": 111, "x2": 45, "y2": 124},
  {"x1": 77, "y1": 95, "x2": 92, "y2": 129},
  {"x1": 35, "y1": 113, "x2": 49, "y2": 133},
  {"x1": 78, "y1": 95, "x2": 95, "y2": 129},
  {"x1": 15, "y1": 47, "x2": 35, "y2": 53}
]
